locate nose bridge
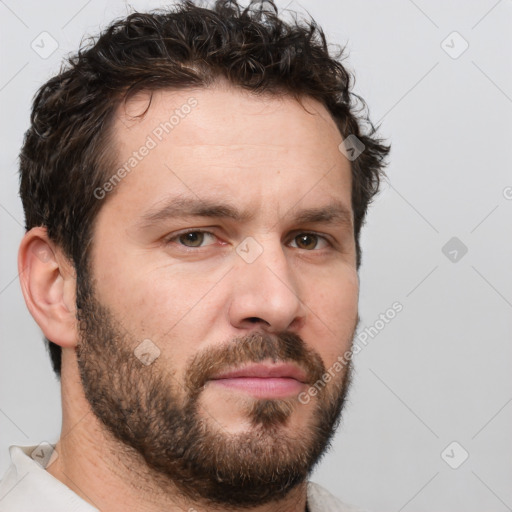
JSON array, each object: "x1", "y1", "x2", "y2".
[{"x1": 229, "y1": 235, "x2": 304, "y2": 331}]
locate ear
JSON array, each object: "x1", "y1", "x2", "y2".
[{"x1": 18, "y1": 227, "x2": 78, "y2": 348}]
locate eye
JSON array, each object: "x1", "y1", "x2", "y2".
[
  {"x1": 289, "y1": 233, "x2": 329, "y2": 250},
  {"x1": 168, "y1": 230, "x2": 218, "y2": 248}
]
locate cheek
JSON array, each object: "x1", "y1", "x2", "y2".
[
  {"x1": 140, "y1": 278, "x2": 222, "y2": 341},
  {"x1": 92, "y1": 252, "x2": 223, "y2": 352},
  {"x1": 306, "y1": 267, "x2": 359, "y2": 367}
]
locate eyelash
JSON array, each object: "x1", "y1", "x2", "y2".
[{"x1": 164, "y1": 229, "x2": 332, "y2": 250}]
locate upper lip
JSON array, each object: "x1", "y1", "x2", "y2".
[{"x1": 210, "y1": 363, "x2": 309, "y2": 384}]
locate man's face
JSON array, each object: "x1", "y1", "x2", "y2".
[{"x1": 76, "y1": 85, "x2": 359, "y2": 506}]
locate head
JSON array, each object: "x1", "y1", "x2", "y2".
[{"x1": 18, "y1": 0, "x2": 389, "y2": 507}]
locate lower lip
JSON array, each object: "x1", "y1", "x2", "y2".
[{"x1": 209, "y1": 377, "x2": 305, "y2": 398}]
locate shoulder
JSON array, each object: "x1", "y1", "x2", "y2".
[
  {"x1": 0, "y1": 444, "x2": 97, "y2": 512},
  {"x1": 307, "y1": 481, "x2": 370, "y2": 512}
]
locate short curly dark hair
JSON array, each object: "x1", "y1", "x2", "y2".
[{"x1": 19, "y1": 0, "x2": 389, "y2": 379}]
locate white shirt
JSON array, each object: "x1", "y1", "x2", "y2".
[{"x1": 0, "y1": 444, "x2": 364, "y2": 512}]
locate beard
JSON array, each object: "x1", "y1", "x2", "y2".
[{"x1": 74, "y1": 270, "x2": 355, "y2": 509}]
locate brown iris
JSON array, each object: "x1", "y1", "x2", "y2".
[{"x1": 294, "y1": 234, "x2": 318, "y2": 250}]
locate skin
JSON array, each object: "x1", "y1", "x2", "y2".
[{"x1": 18, "y1": 81, "x2": 359, "y2": 511}]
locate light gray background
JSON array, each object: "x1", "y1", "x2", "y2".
[{"x1": 1, "y1": 1, "x2": 511, "y2": 510}]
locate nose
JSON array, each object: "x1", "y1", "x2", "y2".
[{"x1": 228, "y1": 237, "x2": 305, "y2": 333}]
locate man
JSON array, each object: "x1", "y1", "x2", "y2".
[{"x1": 0, "y1": 0, "x2": 388, "y2": 510}]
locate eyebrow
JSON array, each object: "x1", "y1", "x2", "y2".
[
  {"x1": 137, "y1": 195, "x2": 353, "y2": 230},
  {"x1": 292, "y1": 203, "x2": 353, "y2": 228}
]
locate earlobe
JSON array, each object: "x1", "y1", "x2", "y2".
[{"x1": 18, "y1": 227, "x2": 78, "y2": 349}]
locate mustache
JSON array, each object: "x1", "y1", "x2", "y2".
[{"x1": 184, "y1": 330, "x2": 326, "y2": 395}]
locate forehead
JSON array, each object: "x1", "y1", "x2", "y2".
[
  {"x1": 117, "y1": 83, "x2": 341, "y2": 146},
  {"x1": 105, "y1": 84, "x2": 351, "y2": 222}
]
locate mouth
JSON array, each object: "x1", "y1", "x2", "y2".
[{"x1": 207, "y1": 362, "x2": 309, "y2": 398}]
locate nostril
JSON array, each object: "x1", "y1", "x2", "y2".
[{"x1": 247, "y1": 317, "x2": 262, "y2": 323}]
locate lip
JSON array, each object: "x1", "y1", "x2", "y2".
[
  {"x1": 206, "y1": 363, "x2": 310, "y2": 398},
  {"x1": 210, "y1": 363, "x2": 309, "y2": 383}
]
